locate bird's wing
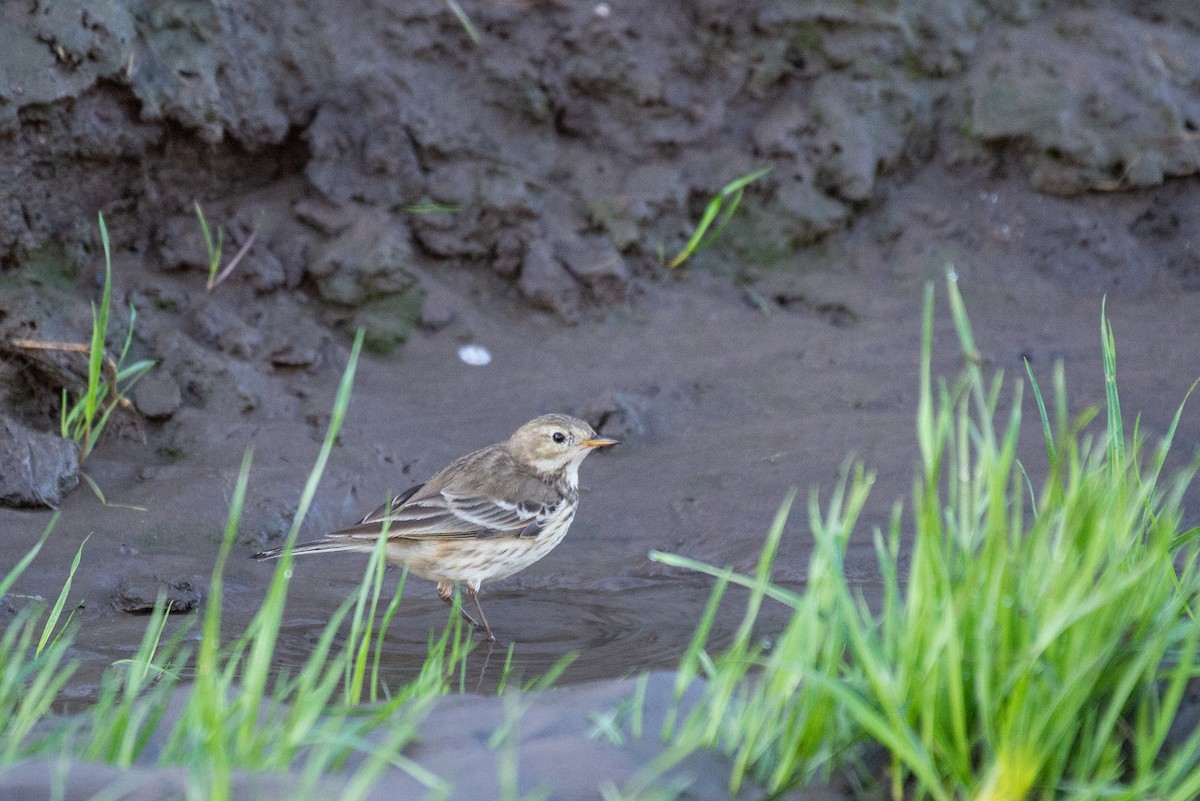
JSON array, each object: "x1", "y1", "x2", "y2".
[
  {"x1": 330, "y1": 444, "x2": 565, "y2": 541},
  {"x1": 355, "y1": 482, "x2": 426, "y2": 525},
  {"x1": 333, "y1": 490, "x2": 563, "y2": 541}
]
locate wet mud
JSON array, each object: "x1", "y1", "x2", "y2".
[{"x1": 1, "y1": 0, "x2": 1200, "y2": 796}]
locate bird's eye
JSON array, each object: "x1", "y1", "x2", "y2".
[{"x1": 552, "y1": 431, "x2": 566, "y2": 444}]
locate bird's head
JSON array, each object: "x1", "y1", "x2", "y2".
[{"x1": 507, "y1": 414, "x2": 619, "y2": 482}]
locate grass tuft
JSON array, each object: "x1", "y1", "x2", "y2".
[
  {"x1": 648, "y1": 271, "x2": 1200, "y2": 800},
  {"x1": 194, "y1": 201, "x2": 225, "y2": 290},
  {"x1": 56, "y1": 212, "x2": 155, "y2": 461},
  {"x1": 195, "y1": 201, "x2": 261, "y2": 291}
]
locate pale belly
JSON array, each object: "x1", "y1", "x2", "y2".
[{"x1": 385, "y1": 507, "x2": 577, "y2": 586}]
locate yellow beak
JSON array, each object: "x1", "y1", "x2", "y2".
[{"x1": 582, "y1": 436, "x2": 620, "y2": 449}]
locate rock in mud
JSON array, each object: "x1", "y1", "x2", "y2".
[
  {"x1": 293, "y1": 197, "x2": 352, "y2": 238},
  {"x1": 190, "y1": 302, "x2": 262, "y2": 360},
  {"x1": 133, "y1": 371, "x2": 182, "y2": 420},
  {"x1": 772, "y1": 179, "x2": 851, "y2": 245},
  {"x1": 0, "y1": 416, "x2": 79, "y2": 508},
  {"x1": 303, "y1": 78, "x2": 426, "y2": 209},
  {"x1": 267, "y1": 334, "x2": 325, "y2": 369},
  {"x1": 518, "y1": 240, "x2": 581, "y2": 320},
  {"x1": 112, "y1": 573, "x2": 200, "y2": 614},
  {"x1": 811, "y1": 75, "x2": 933, "y2": 202},
  {"x1": 557, "y1": 236, "x2": 627, "y2": 305},
  {"x1": 0, "y1": 674, "x2": 783, "y2": 800},
  {"x1": 227, "y1": 207, "x2": 287, "y2": 293},
  {"x1": 415, "y1": 279, "x2": 457, "y2": 331},
  {"x1": 306, "y1": 215, "x2": 417, "y2": 307}
]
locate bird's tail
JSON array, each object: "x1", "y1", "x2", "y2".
[{"x1": 252, "y1": 538, "x2": 370, "y2": 561}]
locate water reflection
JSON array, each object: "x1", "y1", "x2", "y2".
[{"x1": 268, "y1": 580, "x2": 823, "y2": 694}]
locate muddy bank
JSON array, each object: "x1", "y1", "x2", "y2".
[{"x1": 3, "y1": 2, "x2": 1199, "y2": 316}]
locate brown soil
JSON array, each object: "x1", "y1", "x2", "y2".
[{"x1": 1, "y1": 1, "x2": 1199, "y2": 797}]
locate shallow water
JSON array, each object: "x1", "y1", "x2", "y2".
[
  {"x1": 4, "y1": 271, "x2": 1199, "y2": 707},
  {"x1": 260, "y1": 581, "x2": 807, "y2": 693}
]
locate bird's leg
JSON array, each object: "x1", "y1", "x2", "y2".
[
  {"x1": 466, "y1": 585, "x2": 495, "y2": 642},
  {"x1": 437, "y1": 582, "x2": 483, "y2": 632}
]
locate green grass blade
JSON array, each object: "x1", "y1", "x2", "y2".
[
  {"x1": 370, "y1": 566, "x2": 408, "y2": 704},
  {"x1": 446, "y1": 0, "x2": 480, "y2": 44},
  {"x1": 648, "y1": 551, "x2": 802, "y2": 607},
  {"x1": 36, "y1": 533, "x2": 89, "y2": 655},
  {"x1": 1023, "y1": 357, "x2": 1055, "y2": 471},
  {"x1": 668, "y1": 167, "x2": 770, "y2": 268},
  {"x1": 82, "y1": 213, "x2": 114, "y2": 456},
  {"x1": 1101, "y1": 296, "x2": 1124, "y2": 469}
]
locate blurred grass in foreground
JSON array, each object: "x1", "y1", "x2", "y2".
[{"x1": 645, "y1": 272, "x2": 1200, "y2": 801}]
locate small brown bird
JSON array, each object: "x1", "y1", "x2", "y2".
[{"x1": 255, "y1": 414, "x2": 618, "y2": 640}]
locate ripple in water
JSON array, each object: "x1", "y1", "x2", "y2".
[{"x1": 269, "y1": 581, "x2": 801, "y2": 693}]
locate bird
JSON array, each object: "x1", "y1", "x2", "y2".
[{"x1": 254, "y1": 414, "x2": 618, "y2": 641}]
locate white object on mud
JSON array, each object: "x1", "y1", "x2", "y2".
[{"x1": 458, "y1": 344, "x2": 492, "y2": 366}]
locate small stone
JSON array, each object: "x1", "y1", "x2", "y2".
[
  {"x1": 268, "y1": 326, "x2": 328, "y2": 369},
  {"x1": 217, "y1": 320, "x2": 262, "y2": 360},
  {"x1": 268, "y1": 343, "x2": 320, "y2": 369},
  {"x1": 773, "y1": 179, "x2": 849, "y2": 245},
  {"x1": 133, "y1": 372, "x2": 182, "y2": 420},
  {"x1": 190, "y1": 302, "x2": 260, "y2": 359},
  {"x1": 113, "y1": 573, "x2": 200, "y2": 614},
  {"x1": 0, "y1": 415, "x2": 79, "y2": 508}
]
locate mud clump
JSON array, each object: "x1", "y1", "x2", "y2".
[
  {"x1": 305, "y1": 214, "x2": 417, "y2": 307},
  {"x1": 112, "y1": 573, "x2": 201, "y2": 614},
  {"x1": 0, "y1": 415, "x2": 78, "y2": 508},
  {"x1": 133, "y1": 371, "x2": 182, "y2": 420}
]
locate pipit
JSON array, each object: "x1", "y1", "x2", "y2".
[{"x1": 255, "y1": 414, "x2": 618, "y2": 640}]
